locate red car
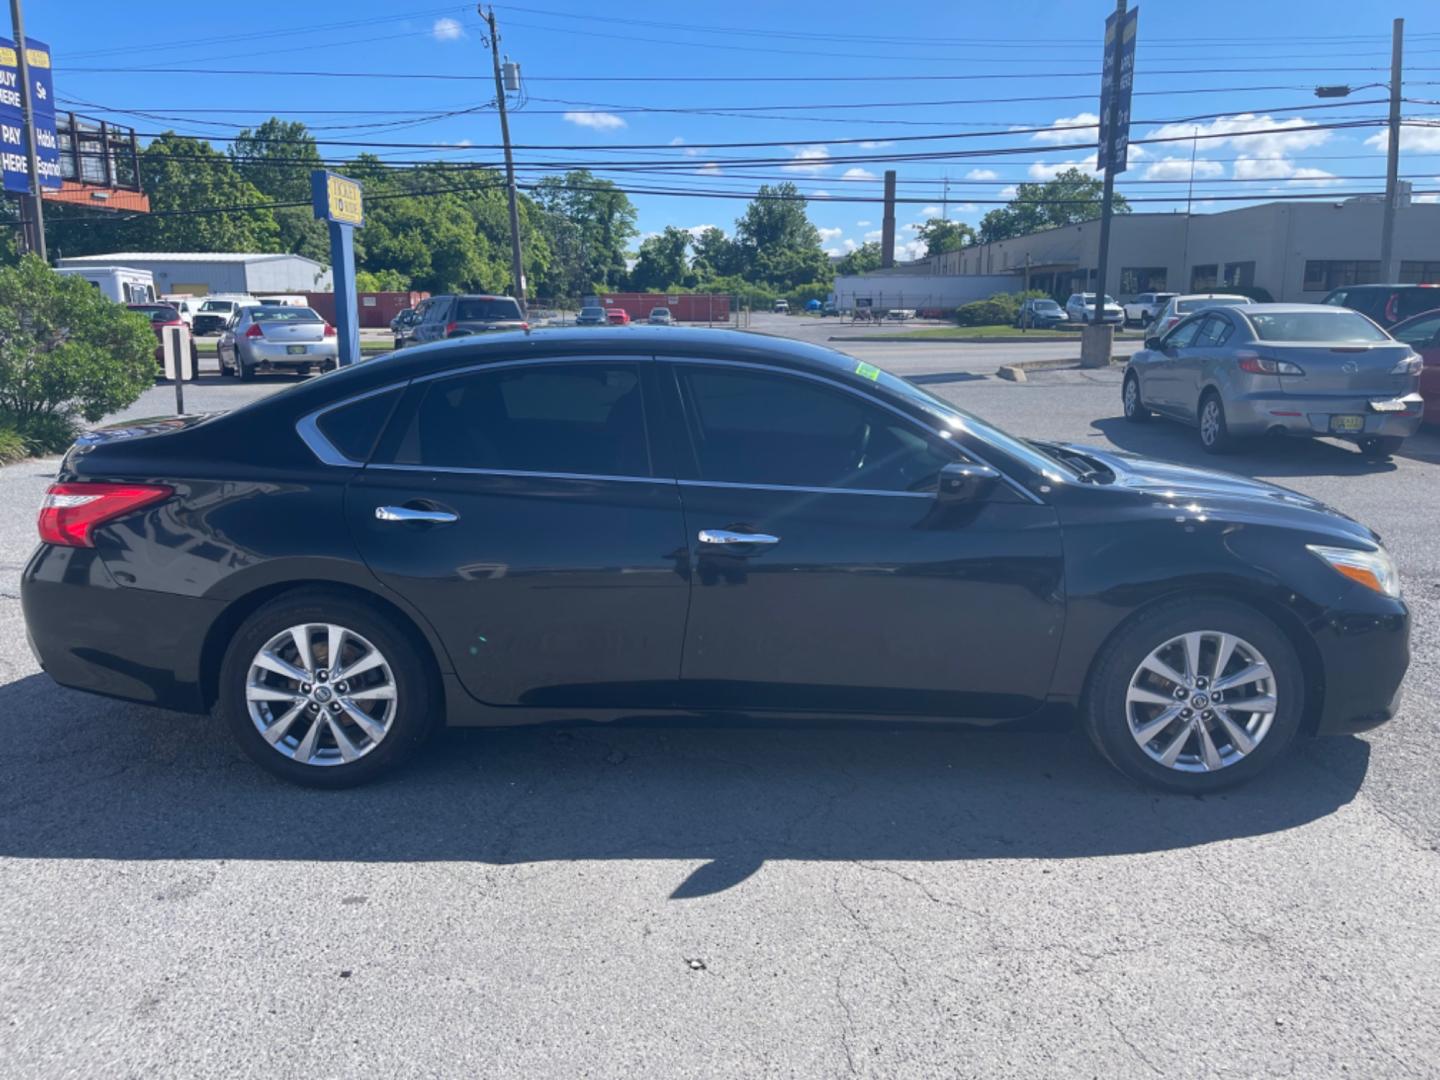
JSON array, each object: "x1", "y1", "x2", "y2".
[
  {"x1": 1389, "y1": 308, "x2": 1440, "y2": 426},
  {"x1": 605, "y1": 307, "x2": 630, "y2": 325},
  {"x1": 128, "y1": 303, "x2": 198, "y2": 377}
]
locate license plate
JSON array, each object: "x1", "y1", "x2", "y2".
[
  {"x1": 1329, "y1": 415, "x2": 1365, "y2": 433},
  {"x1": 286, "y1": 345, "x2": 307, "y2": 355}
]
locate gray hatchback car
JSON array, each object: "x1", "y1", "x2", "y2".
[{"x1": 1123, "y1": 303, "x2": 1424, "y2": 458}]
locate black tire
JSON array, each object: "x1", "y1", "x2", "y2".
[
  {"x1": 1082, "y1": 597, "x2": 1304, "y2": 793},
  {"x1": 1358, "y1": 435, "x2": 1403, "y2": 460},
  {"x1": 219, "y1": 590, "x2": 438, "y2": 788},
  {"x1": 1122, "y1": 371, "x2": 1151, "y2": 423},
  {"x1": 1197, "y1": 390, "x2": 1235, "y2": 454},
  {"x1": 237, "y1": 357, "x2": 254, "y2": 381}
]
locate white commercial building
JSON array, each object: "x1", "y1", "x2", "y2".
[
  {"x1": 917, "y1": 197, "x2": 1440, "y2": 303},
  {"x1": 56, "y1": 252, "x2": 332, "y2": 296}
]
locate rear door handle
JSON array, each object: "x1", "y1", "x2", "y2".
[
  {"x1": 376, "y1": 505, "x2": 459, "y2": 525},
  {"x1": 698, "y1": 529, "x2": 780, "y2": 546}
]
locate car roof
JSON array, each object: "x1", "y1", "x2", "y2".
[
  {"x1": 1332, "y1": 283, "x2": 1438, "y2": 292},
  {"x1": 1232, "y1": 303, "x2": 1375, "y2": 314}
]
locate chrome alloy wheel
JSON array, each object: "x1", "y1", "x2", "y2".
[
  {"x1": 245, "y1": 623, "x2": 397, "y2": 766},
  {"x1": 1125, "y1": 630, "x2": 1277, "y2": 773},
  {"x1": 1123, "y1": 377, "x2": 1140, "y2": 416},
  {"x1": 1200, "y1": 399, "x2": 1222, "y2": 446}
]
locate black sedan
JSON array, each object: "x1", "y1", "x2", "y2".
[{"x1": 22, "y1": 328, "x2": 1409, "y2": 792}]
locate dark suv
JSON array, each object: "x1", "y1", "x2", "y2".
[
  {"x1": 1322, "y1": 284, "x2": 1440, "y2": 328},
  {"x1": 411, "y1": 294, "x2": 527, "y2": 345}
]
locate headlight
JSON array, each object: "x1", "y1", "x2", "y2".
[{"x1": 1306, "y1": 543, "x2": 1401, "y2": 598}]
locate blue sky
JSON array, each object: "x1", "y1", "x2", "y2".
[{"x1": 35, "y1": 0, "x2": 1440, "y2": 259}]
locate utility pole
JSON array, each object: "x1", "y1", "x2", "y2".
[
  {"x1": 1380, "y1": 17, "x2": 1403, "y2": 284},
  {"x1": 9, "y1": 0, "x2": 46, "y2": 260},
  {"x1": 480, "y1": 6, "x2": 526, "y2": 312},
  {"x1": 1092, "y1": 0, "x2": 1127, "y2": 325},
  {"x1": 880, "y1": 169, "x2": 897, "y2": 268},
  {"x1": 941, "y1": 174, "x2": 949, "y2": 221}
]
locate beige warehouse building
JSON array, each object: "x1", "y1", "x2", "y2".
[{"x1": 925, "y1": 196, "x2": 1440, "y2": 303}]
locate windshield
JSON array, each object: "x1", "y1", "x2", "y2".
[
  {"x1": 1248, "y1": 311, "x2": 1390, "y2": 343},
  {"x1": 1035, "y1": 301, "x2": 1061, "y2": 310},
  {"x1": 871, "y1": 368, "x2": 1079, "y2": 483},
  {"x1": 581, "y1": 307, "x2": 604, "y2": 317},
  {"x1": 200, "y1": 300, "x2": 234, "y2": 313},
  {"x1": 456, "y1": 298, "x2": 523, "y2": 321},
  {"x1": 253, "y1": 307, "x2": 322, "y2": 323}
]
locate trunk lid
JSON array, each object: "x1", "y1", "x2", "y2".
[
  {"x1": 256, "y1": 319, "x2": 326, "y2": 342},
  {"x1": 1271, "y1": 342, "x2": 1415, "y2": 396}
]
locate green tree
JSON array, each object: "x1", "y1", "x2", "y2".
[
  {"x1": 732, "y1": 182, "x2": 832, "y2": 292},
  {"x1": 835, "y1": 241, "x2": 884, "y2": 276},
  {"x1": 978, "y1": 168, "x2": 1129, "y2": 244},
  {"x1": 533, "y1": 170, "x2": 638, "y2": 291},
  {"x1": 690, "y1": 226, "x2": 739, "y2": 280},
  {"x1": 0, "y1": 256, "x2": 155, "y2": 442},
  {"x1": 230, "y1": 119, "x2": 330, "y2": 262},
  {"x1": 629, "y1": 226, "x2": 691, "y2": 291},
  {"x1": 916, "y1": 218, "x2": 975, "y2": 256},
  {"x1": 354, "y1": 268, "x2": 411, "y2": 292}
]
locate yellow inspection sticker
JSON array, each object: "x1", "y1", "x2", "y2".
[{"x1": 855, "y1": 362, "x2": 881, "y2": 381}]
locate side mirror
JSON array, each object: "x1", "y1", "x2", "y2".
[
  {"x1": 938, "y1": 462, "x2": 1001, "y2": 504},
  {"x1": 1144, "y1": 335, "x2": 1162, "y2": 350}
]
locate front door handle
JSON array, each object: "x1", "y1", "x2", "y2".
[
  {"x1": 376, "y1": 505, "x2": 459, "y2": 525},
  {"x1": 698, "y1": 528, "x2": 780, "y2": 546}
]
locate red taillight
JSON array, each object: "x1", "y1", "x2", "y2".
[
  {"x1": 445, "y1": 321, "x2": 458, "y2": 335},
  {"x1": 519, "y1": 321, "x2": 529, "y2": 331},
  {"x1": 244, "y1": 323, "x2": 265, "y2": 338},
  {"x1": 323, "y1": 323, "x2": 336, "y2": 338},
  {"x1": 38, "y1": 482, "x2": 174, "y2": 548}
]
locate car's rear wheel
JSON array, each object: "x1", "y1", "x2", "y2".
[
  {"x1": 1122, "y1": 372, "x2": 1151, "y2": 422},
  {"x1": 1083, "y1": 598, "x2": 1304, "y2": 792},
  {"x1": 219, "y1": 592, "x2": 437, "y2": 788},
  {"x1": 1358, "y1": 435, "x2": 1404, "y2": 460},
  {"x1": 1198, "y1": 391, "x2": 1235, "y2": 454}
]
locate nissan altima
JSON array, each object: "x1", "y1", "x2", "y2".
[{"x1": 21, "y1": 329, "x2": 1409, "y2": 791}]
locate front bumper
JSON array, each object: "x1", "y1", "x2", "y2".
[
  {"x1": 193, "y1": 316, "x2": 227, "y2": 335},
  {"x1": 1310, "y1": 583, "x2": 1410, "y2": 735},
  {"x1": 1227, "y1": 392, "x2": 1425, "y2": 441}
]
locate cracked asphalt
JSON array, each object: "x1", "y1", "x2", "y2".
[{"x1": 2, "y1": 329, "x2": 1439, "y2": 1078}]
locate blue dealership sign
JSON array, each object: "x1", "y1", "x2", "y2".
[{"x1": 0, "y1": 36, "x2": 61, "y2": 194}]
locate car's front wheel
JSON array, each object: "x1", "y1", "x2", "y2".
[
  {"x1": 219, "y1": 591, "x2": 438, "y2": 787},
  {"x1": 1083, "y1": 598, "x2": 1304, "y2": 792}
]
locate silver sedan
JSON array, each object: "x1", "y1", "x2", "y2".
[
  {"x1": 1122, "y1": 303, "x2": 1424, "y2": 459},
  {"x1": 218, "y1": 306, "x2": 339, "y2": 380}
]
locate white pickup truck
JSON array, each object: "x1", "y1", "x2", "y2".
[{"x1": 1122, "y1": 292, "x2": 1177, "y2": 327}]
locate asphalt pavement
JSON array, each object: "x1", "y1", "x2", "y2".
[{"x1": 2, "y1": 324, "x2": 1438, "y2": 1078}]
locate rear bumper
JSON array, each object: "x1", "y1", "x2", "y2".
[
  {"x1": 238, "y1": 339, "x2": 339, "y2": 368},
  {"x1": 1310, "y1": 585, "x2": 1410, "y2": 735},
  {"x1": 1227, "y1": 391, "x2": 1425, "y2": 441},
  {"x1": 21, "y1": 545, "x2": 218, "y2": 713}
]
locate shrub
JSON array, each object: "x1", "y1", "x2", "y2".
[
  {"x1": 0, "y1": 256, "x2": 156, "y2": 443},
  {"x1": 0, "y1": 425, "x2": 25, "y2": 465},
  {"x1": 953, "y1": 290, "x2": 1050, "y2": 327}
]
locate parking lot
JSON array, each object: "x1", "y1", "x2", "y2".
[{"x1": 3, "y1": 329, "x2": 1439, "y2": 1077}]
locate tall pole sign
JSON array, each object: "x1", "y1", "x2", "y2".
[
  {"x1": 311, "y1": 169, "x2": 363, "y2": 367},
  {"x1": 1, "y1": 28, "x2": 61, "y2": 258},
  {"x1": 1090, "y1": 1, "x2": 1137, "y2": 340}
]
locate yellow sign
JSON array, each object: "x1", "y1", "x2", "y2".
[
  {"x1": 0, "y1": 47, "x2": 16, "y2": 67},
  {"x1": 326, "y1": 175, "x2": 363, "y2": 225}
]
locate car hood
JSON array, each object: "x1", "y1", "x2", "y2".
[{"x1": 1062, "y1": 443, "x2": 1378, "y2": 543}]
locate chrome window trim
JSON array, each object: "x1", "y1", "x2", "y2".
[
  {"x1": 409, "y1": 353, "x2": 656, "y2": 386},
  {"x1": 663, "y1": 356, "x2": 1044, "y2": 505},
  {"x1": 296, "y1": 382, "x2": 409, "y2": 467},
  {"x1": 366, "y1": 463, "x2": 667, "y2": 485},
  {"x1": 680, "y1": 478, "x2": 931, "y2": 499}
]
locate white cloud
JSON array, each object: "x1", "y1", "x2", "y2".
[
  {"x1": 818, "y1": 226, "x2": 845, "y2": 242},
  {"x1": 563, "y1": 111, "x2": 626, "y2": 131},
  {"x1": 855, "y1": 219, "x2": 872, "y2": 227},
  {"x1": 1028, "y1": 155, "x2": 1100, "y2": 180},
  {"x1": 953, "y1": 203, "x2": 978, "y2": 213},
  {"x1": 825, "y1": 248, "x2": 842, "y2": 256},
  {"x1": 858, "y1": 140, "x2": 894, "y2": 149},
  {"x1": 811, "y1": 190, "x2": 831, "y2": 197},
  {"x1": 863, "y1": 229, "x2": 883, "y2": 241},
  {"x1": 903, "y1": 222, "x2": 921, "y2": 233},
  {"x1": 432, "y1": 17, "x2": 464, "y2": 40},
  {"x1": 1142, "y1": 156, "x2": 1224, "y2": 181},
  {"x1": 965, "y1": 168, "x2": 998, "y2": 181},
  {"x1": 695, "y1": 162, "x2": 722, "y2": 176},
  {"x1": 1146, "y1": 113, "x2": 1331, "y2": 158},
  {"x1": 841, "y1": 167, "x2": 877, "y2": 180},
  {"x1": 784, "y1": 145, "x2": 831, "y2": 173},
  {"x1": 685, "y1": 224, "x2": 720, "y2": 238},
  {"x1": 669, "y1": 136, "x2": 702, "y2": 157},
  {"x1": 1365, "y1": 125, "x2": 1440, "y2": 153},
  {"x1": 842, "y1": 238, "x2": 859, "y2": 252},
  {"x1": 896, "y1": 238, "x2": 928, "y2": 261},
  {"x1": 1032, "y1": 112, "x2": 1100, "y2": 145},
  {"x1": 1233, "y1": 157, "x2": 1339, "y2": 185},
  {"x1": 919, "y1": 205, "x2": 941, "y2": 217},
  {"x1": 999, "y1": 185, "x2": 1018, "y2": 199}
]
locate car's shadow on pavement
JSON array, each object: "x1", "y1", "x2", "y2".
[
  {"x1": 1087, "y1": 415, "x2": 1421, "y2": 478},
  {"x1": 0, "y1": 675, "x2": 1371, "y2": 898}
]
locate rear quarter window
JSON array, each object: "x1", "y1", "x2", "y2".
[{"x1": 315, "y1": 386, "x2": 406, "y2": 463}]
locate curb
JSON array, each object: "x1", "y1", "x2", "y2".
[{"x1": 997, "y1": 357, "x2": 1122, "y2": 382}]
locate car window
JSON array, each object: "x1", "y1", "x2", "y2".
[
  {"x1": 1192, "y1": 315, "x2": 1233, "y2": 348},
  {"x1": 1323, "y1": 290, "x2": 1348, "y2": 307},
  {"x1": 1396, "y1": 290, "x2": 1440, "y2": 322},
  {"x1": 1248, "y1": 311, "x2": 1390, "y2": 343},
  {"x1": 676, "y1": 366, "x2": 954, "y2": 493},
  {"x1": 1392, "y1": 313, "x2": 1440, "y2": 348},
  {"x1": 1162, "y1": 317, "x2": 1204, "y2": 348},
  {"x1": 393, "y1": 363, "x2": 650, "y2": 477},
  {"x1": 316, "y1": 387, "x2": 405, "y2": 463},
  {"x1": 253, "y1": 307, "x2": 323, "y2": 323},
  {"x1": 455, "y1": 297, "x2": 523, "y2": 321}
]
